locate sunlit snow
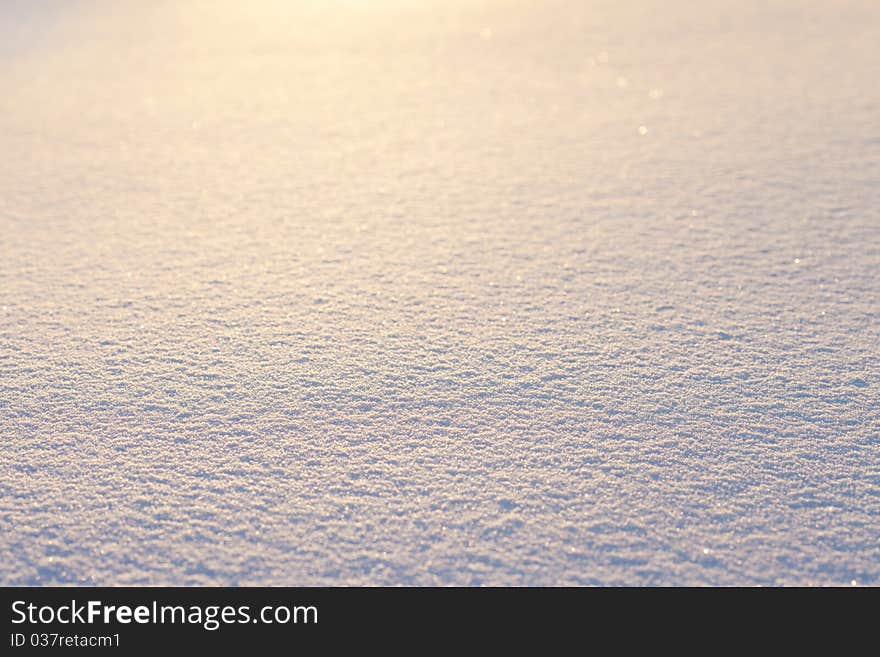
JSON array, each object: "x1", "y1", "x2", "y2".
[{"x1": 1, "y1": 0, "x2": 878, "y2": 585}]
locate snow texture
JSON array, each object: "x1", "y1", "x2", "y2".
[{"x1": 1, "y1": 0, "x2": 878, "y2": 586}]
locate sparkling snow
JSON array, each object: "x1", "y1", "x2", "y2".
[{"x1": 1, "y1": 0, "x2": 878, "y2": 585}]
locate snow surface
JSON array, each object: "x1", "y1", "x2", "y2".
[{"x1": 1, "y1": 0, "x2": 878, "y2": 586}]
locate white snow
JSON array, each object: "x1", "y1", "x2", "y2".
[{"x1": 1, "y1": 0, "x2": 878, "y2": 585}]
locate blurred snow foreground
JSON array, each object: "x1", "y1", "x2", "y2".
[{"x1": 0, "y1": 0, "x2": 878, "y2": 585}]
